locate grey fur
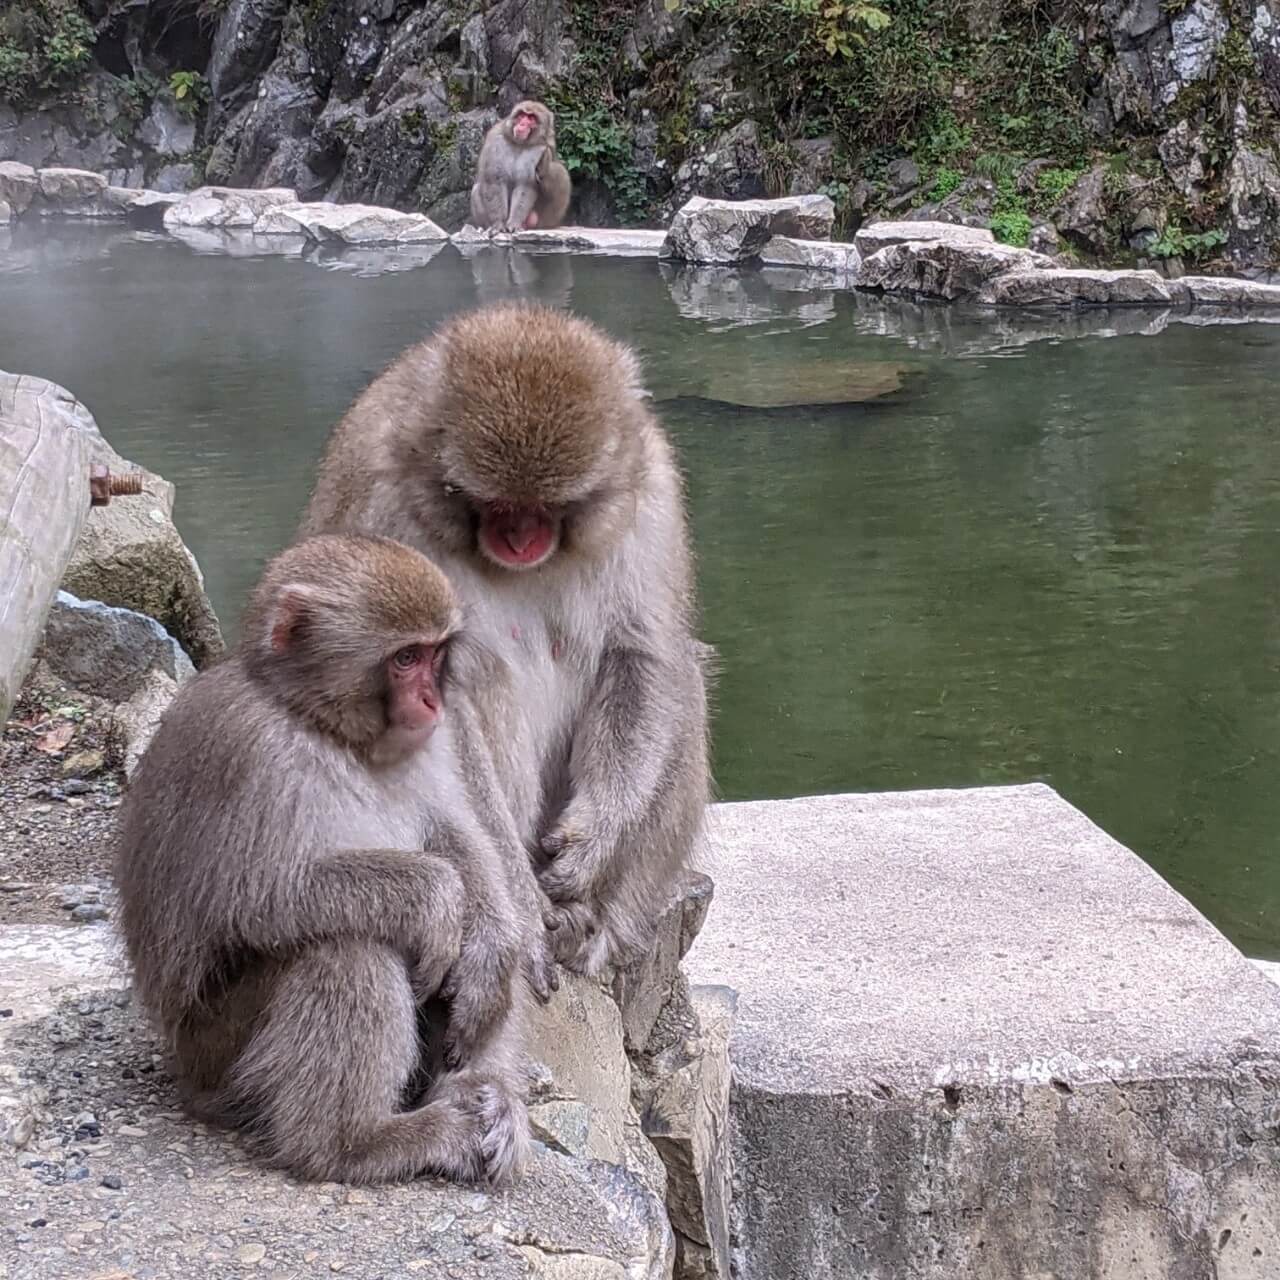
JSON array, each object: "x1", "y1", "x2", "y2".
[
  {"x1": 114, "y1": 535, "x2": 534, "y2": 1185},
  {"x1": 299, "y1": 305, "x2": 711, "y2": 976}
]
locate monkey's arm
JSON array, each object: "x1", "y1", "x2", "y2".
[
  {"x1": 505, "y1": 180, "x2": 539, "y2": 234},
  {"x1": 428, "y1": 813, "x2": 527, "y2": 1069},
  {"x1": 539, "y1": 640, "x2": 686, "y2": 903},
  {"x1": 255, "y1": 848, "x2": 464, "y2": 997}
]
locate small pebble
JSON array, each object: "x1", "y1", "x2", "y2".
[
  {"x1": 72, "y1": 903, "x2": 109, "y2": 923},
  {"x1": 100, "y1": 1173, "x2": 123, "y2": 1190},
  {"x1": 236, "y1": 1242, "x2": 267, "y2": 1266}
]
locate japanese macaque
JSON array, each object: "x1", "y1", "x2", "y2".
[
  {"x1": 470, "y1": 100, "x2": 572, "y2": 233},
  {"x1": 114, "y1": 534, "x2": 536, "y2": 1186},
  {"x1": 300, "y1": 304, "x2": 710, "y2": 976}
]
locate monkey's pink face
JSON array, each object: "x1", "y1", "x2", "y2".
[
  {"x1": 477, "y1": 504, "x2": 560, "y2": 571},
  {"x1": 385, "y1": 641, "x2": 448, "y2": 743},
  {"x1": 512, "y1": 111, "x2": 539, "y2": 142}
]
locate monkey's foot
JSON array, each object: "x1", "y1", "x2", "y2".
[{"x1": 430, "y1": 1073, "x2": 529, "y2": 1188}]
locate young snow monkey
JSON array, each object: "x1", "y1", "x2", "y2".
[
  {"x1": 300, "y1": 303, "x2": 711, "y2": 977},
  {"x1": 115, "y1": 533, "x2": 541, "y2": 1186}
]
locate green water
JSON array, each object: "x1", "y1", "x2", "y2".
[{"x1": 3, "y1": 224, "x2": 1279, "y2": 958}]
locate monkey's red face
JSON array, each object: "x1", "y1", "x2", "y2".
[
  {"x1": 512, "y1": 111, "x2": 539, "y2": 142},
  {"x1": 477, "y1": 504, "x2": 561, "y2": 571},
  {"x1": 385, "y1": 641, "x2": 448, "y2": 744}
]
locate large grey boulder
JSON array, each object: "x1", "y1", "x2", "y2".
[
  {"x1": 123, "y1": 189, "x2": 183, "y2": 230},
  {"x1": 38, "y1": 591, "x2": 196, "y2": 776},
  {"x1": 685, "y1": 785, "x2": 1280, "y2": 1280},
  {"x1": 162, "y1": 185, "x2": 298, "y2": 230},
  {"x1": 1179, "y1": 274, "x2": 1280, "y2": 308},
  {"x1": 758, "y1": 236, "x2": 860, "y2": 281},
  {"x1": 858, "y1": 239, "x2": 1054, "y2": 301},
  {"x1": 662, "y1": 195, "x2": 837, "y2": 264},
  {"x1": 32, "y1": 168, "x2": 137, "y2": 219},
  {"x1": 978, "y1": 267, "x2": 1181, "y2": 307},
  {"x1": 853, "y1": 219, "x2": 995, "y2": 254},
  {"x1": 508, "y1": 226, "x2": 669, "y2": 256},
  {"x1": 254, "y1": 201, "x2": 448, "y2": 245},
  {"x1": 0, "y1": 161, "x2": 38, "y2": 216},
  {"x1": 58, "y1": 412, "x2": 224, "y2": 669}
]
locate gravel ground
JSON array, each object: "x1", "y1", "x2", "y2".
[{"x1": 0, "y1": 673, "x2": 125, "y2": 930}]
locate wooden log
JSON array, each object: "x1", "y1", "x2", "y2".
[{"x1": 0, "y1": 373, "x2": 96, "y2": 723}]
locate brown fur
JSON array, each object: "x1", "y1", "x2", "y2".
[
  {"x1": 471, "y1": 101, "x2": 573, "y2": 232},
  {"x1": 300, "y1": 304, "x2": 709, "y2": 976},
  {"x1": 115, "y1": 534, "x2": 532, "y2": 1185}
]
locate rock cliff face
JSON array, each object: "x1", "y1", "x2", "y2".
[{"x1": 2, "y1": 0, "x2": 1279, "y2": 270}]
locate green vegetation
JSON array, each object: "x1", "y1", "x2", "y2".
[
  {"x1": 551, "y1": 100, "x2": 649, "y2": 223},
  {"x1": 169, "y1": 70, "x2": 210, "y2": 118},
  {"x1": 0, "y1": 0, "x2": 94, "y2": 105},
  {"x1": 927, "y1": 167, "x2": 963, "y2": 201},
  {"x1": 1150, "y1": 224, "x2": 1228, "y2": 261},
  {"x1": 1034, "y1": 165, "x2": 1085, "y2": 204}
]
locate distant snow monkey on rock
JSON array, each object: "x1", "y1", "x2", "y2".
[{"x1": 470, "y1": 100, "x2": 572, "y2": 233}]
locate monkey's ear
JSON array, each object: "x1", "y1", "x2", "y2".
[{"x1": 267, "y1": 584, "x2": 324, "y2": 655}]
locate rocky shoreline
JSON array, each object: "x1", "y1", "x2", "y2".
[{"x1": 6, "y1": 163, "x2": 1280, "y2": 316}]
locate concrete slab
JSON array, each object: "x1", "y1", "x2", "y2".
[{"x1": 686, "y1": 784, "x2": 1280, "y2": 1280}]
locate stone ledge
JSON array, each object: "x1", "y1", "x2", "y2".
[{"x1": 685, "y1": 785, "x2": 1280, "y2": 1280}]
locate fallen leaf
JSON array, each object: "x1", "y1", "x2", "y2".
[{"x1": 34, "y1": 723, "x2": 75, "y2": 754}]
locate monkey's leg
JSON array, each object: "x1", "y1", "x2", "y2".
[
  {"x1": 428, "y1": 988, "x2": 531, "y2": 1187},
  {"x1": 472, "y1": 179, "x2": 507, "y2": 230},
  {"x1": 229, "y1": 941, "x2": 485, "y2": 1184}
]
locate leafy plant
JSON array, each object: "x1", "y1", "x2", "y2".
[
  {"x1": 928, "y1": 166, "x2": 963, "y2": 201},
  {"x1": 169, "y1": 69, "x2": 210, "y2": 118},
  {"x1": 1034, "y1": 166, "x2": 1084, "y2": 205},
  {"x1": 990, "y1": 207, "x2": 1032, "y2": 247},
  {"x1": 0, "y1": 0, "x2": 94, "y2": 104},
  {"x1": 1150, "y1": 224, "x2": 1228, "y2": 261},
  {"x1": 552, "y1": 101, "x2": 649, "y2": 223},
  {"x1": 814, "y1": 2, "x2": 892, "y2": 59}
]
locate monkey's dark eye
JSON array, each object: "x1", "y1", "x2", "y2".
[{"x1": 392, "y1": 645, "x2": 423, "y2": 670}]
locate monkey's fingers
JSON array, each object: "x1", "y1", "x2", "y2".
[{"x1": 523, "y1": 947, "x2": 560, "y2": 1003}]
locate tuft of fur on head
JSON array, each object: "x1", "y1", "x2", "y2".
[
  {"x1": 436, "y1": 303, "x2": 642, "y2": 505},
  {"x1": 241, "y1": 534, "x2": 459, "y2": 752}
]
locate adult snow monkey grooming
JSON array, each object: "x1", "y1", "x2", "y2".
[{"x1": 300, "y1": 303, "x2": 711, "y2": 977}]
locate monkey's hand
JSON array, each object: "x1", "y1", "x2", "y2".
[
  {"x1": 539, "y1": 808, "x2": 605, "y2": 906},
  {"x1": 441, "y1": 920, "x2": 520, "y2": 1070},
  {"x1": 531, "y1": 899, "x2": 604, "y2": 975},
  {"x1": 523, "y1": 909, "x2": 561, "y2": 1004}
]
